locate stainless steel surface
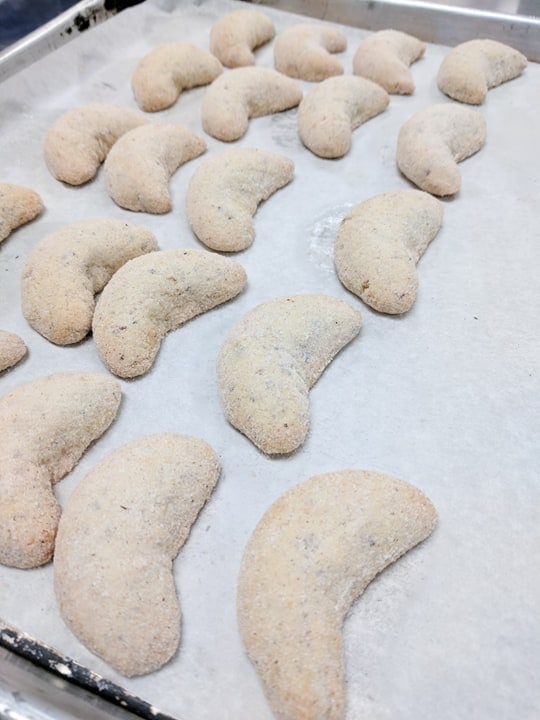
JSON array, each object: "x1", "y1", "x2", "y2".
[
  {"x1": 0, "y1": 0, "x2": 138, "y2": 82},
  {"x1": 247, "y1": 0, "x2": 540, "y2": 60}
]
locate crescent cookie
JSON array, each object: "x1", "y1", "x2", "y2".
[
  {"x1": 131, "y1": 43, "x2": 222, "y2": 112},
  {"x1": 437, "y1": 38, "x2": 527, "y2": 104},
  {"x1": 0, "y1": 183, "x2": 43, "y2": 243},
  {"x1": 0, "y1": 330, "x2": 27, "y2": 372},
  {"x1": 201, "y1": 67, "x2": 302, "y2": 142},
  {"x1": 238, "y1": 469, "x2": 437, "y2": 720},
  {"x1": 352, "y1": 29, "x2": 426, "y2": 94},
  {"x1": 209, "y1": 8, "x2": 275, "y2": 67},
  {"x1": 298, "y1": 75, "x2": 389, "y2": 158},
  {"x1": 186, "y1": 147, "x2": 294, "y2": 252},
  {"x1": 104, "y1": 124, "x2": 206, "y2": 213},
  {"x1": 274, "y1": 23, "x2": 347, "y2": 81},
  {"x1": 44, "y1": 103, "x2": 149, "y2": 185}
]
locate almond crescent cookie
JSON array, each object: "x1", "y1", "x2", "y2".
[
  {"x1": 274, "y1": 23, "x2": 347, "y2": 81},
  {"x1": 0, "y1": 183, "x2": 43, "y2": 243},
  {"x1": 209, "y1": 8, "x2": 275, "y2": 67}
]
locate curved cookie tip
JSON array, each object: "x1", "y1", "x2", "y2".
[
  {"x1": 0, "y1": 372, "x2": 121, "y2": 569},
  {"x1": 274, "y1": 23, "x2": 347, "y2": 81},
  {"x1": 0, "y1": 183, "x2": 43, "y2": 243},
  {"x1": 93, "y1": 248, "x2": 247, "y2": 378},
  {"x1": 396, "y1": 102, "x2": 487, "y2": 196},
  {"x1": 210, "y1": 8, "x2": 275, "y2": 67},
  {"x1": 54, "y1": 433, "x2": 220, "y2": 677},
  {"x1": 437, "y1": 38, "x2": 527, "y2": 105},
  {"x1": 104, "y1": 124, "x2": 206, "y2": 213},
  {"x1": 217, "y1": 295, "x2": 362, "y2": 455},
  {"x1": 186, "y1": 147, "x2": 294, "y2": 252},
  {"x1": 335, "y1": 189, "x2": 444, "y2": 314},
  {"x1": 22, "y1": 219, "x2": 158, "y2": 345},
  {"x1": 238, "y1": 469, "x2": 437, "y2": 720},
  {"x1": 353, "y1": 29, "x2": 426, "y2": 94},
  {"x1": 43, "y1": 103, "x2": 149, "y2": 185},
  {"x1": 131, "y1": 43, "x2": 222, "y2": 112},
  {"x1": 201, "y1": 66, "x2": 302, "y2": 142},
  {"x1": 298, "y1": 75, "x2": 389, "y2": 159},
  {"x1": 0, "y1": 330, "x2": 27, "y2": 372}
]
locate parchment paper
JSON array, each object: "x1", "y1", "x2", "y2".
[{"x1": 0, "y1": 1, "x2": 539, "y2": 718}]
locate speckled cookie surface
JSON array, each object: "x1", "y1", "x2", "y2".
[
  {"x1": 352, "y1": 29, "x2": 426, "y2": 94},
  {"x1": 0, "y1": 330, "x2": 27, "y2": 372},
  {"x1": 335, "y1": 189, "x2": 444, "y2": 314},
  {"x1": 0, "y1": 372, "x2": 121, "y2": 569},
  {"x1": 0, "y1": 183, "x2": 43, "y2": 243},
  {"x1": 217, "y1": 295, "x2": 362, "y2": 455},
  {"x1": 131, "y1": 43, "x2": 222, "y2": 111},
  {"x1": 22, "y1": 219, "x2": 158, "y2": 345},
  {"x1": 298, "y1": 75, "x2": 389, "y2": 158},
  {"x1": 186, "y1": 147, "x2": 294, "y2": 251},
  {"x1": 437, "y1": 38, "x2": 527, "y2": 104},
  {"x1": 209, "y1": 8, "x2": 275, "y2": 67},
  {"x1": 54, "y1": 433, "x2": 220, "y2": 677},
  {"x1": 104, "y1": 124, "x2": 206, "y2": 213},
  {"x1": 273, "y1": 23, "x2": 347, "y2": 81},
  {"x1": 238, "y1": 469, "x2": 437, "y2": 720},
  {"x1": 201, "y1": 66, "x2": 302, "y2": 142},
  {"x1": 396, "y1": 102, "x2": 487, "y2": 196},
  {"x1": 93, "y1": 248, "x2": 247, "y2": 378},
  {"x1": 44, "y1": 103, "x2": 149, "y2": 185}
]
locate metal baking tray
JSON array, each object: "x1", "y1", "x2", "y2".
[{"x1": 0, "y1": 0, "x2": 539, "y2": 719}]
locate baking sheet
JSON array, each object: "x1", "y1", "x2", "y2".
[{"x1": 0, "y1": 0, "x2": 539, "y2": 718}]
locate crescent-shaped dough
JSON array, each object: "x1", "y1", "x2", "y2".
[
  {"x1": 298, "y1": 75, "x2": 389, "y2": 159},
  {"x1": 396, "y1": 103, "x2": 487, "y2": 196},
  {"x1": 238, "y1": 469, "x2": 437, "y2": 720},
  {"x1": 0, "y1": 183, "x2": 43, "y2": 243},
  {"x1": 131, "y1": 43, "x2": 222, "y2": 112},
  {"x1": 335, "y1": 189, "x2": 444, "y2": 314},
  {"x1": 104, "y1": 124, "x2": 206, "y2": 213},
  {"x1": 437, "y1": 39, "x2": 527, "y2": 105},
  {"x1": 201, "y1": 67, "x2": 302, "y2": 142},
  {"x1": 186, "y1": 147, "x2": 294, "y2": 251},
  {"x1": 0, "y1": 330, "x2": 27, "y2": 372},
  {"x1": 217, "y1": 295, "x2": 362, "y2": 455},
  {"x1": 21, "y1": 219, "x2": 158, "y2": 345},
  {"x1": 352, "y1": 29, "x2": 426, "y2": 94},
  {"x1": 274, "y1": 23, "x2": 347, "y2": 81},
  {"x1": 0, "y1": 372, "x2": 121, "y2": 569},
  {"x1": 43, "y1": 103, "x2": 149, "y2": 185},
  {"x1": 54, "y1": 433, "x2": 220, "y2": 677},
  {"x1": 93, "y1": 249, "x2": 247, "y2": 378},
  {"x1": 209, "y1": 8, "x2": 275, "y2": 67}
]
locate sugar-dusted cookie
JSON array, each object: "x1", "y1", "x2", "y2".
[
  {"x1": 210, "y1": 8, "x2": 275, "y2": 67},
  {"x1": 22, "y1": 219, "x2": 158, "y2": 345},
  {"x1": 298, "y1": 75, "x2": 389, "y2": 158},
  {"x1": 335, "y1": 190, "x2": 443, "y2": 313},
  {"x1": 0, "y1": 183, "x2": 43, "y2": 243},
  {"x1": 93, "y1": 249, "x2": 247, "y2": 378},
  {"x1": 186, "y1": 147, "x2": 294, "y2": 251},
  {"x1": 397, "y1": 103, "x2": 487, "y2": 196},
  {"x1": 0, "y1": 330, "x2": 27, "y2": 372},
  {"x1": 274, "y1": 23, "x2": 346, "y2": 81},
  {"x1": 437, "y1": 38, "x2": 527, "y2": 105},
  {"x1": 217, "y1": 295, "x2": 362, "y2": 455},
  {"x1": 54, "y1": 433, "x2": 220, "y2": 677},
  {"x1": 238, "y1": 469, "x2": 437, "y2": 720},
  {"x1": 44, "y1": 104, "x2": 149, "y2": 185},
  {"x1": 105, "y1": 124, "x2": 206, "y2": 213},
  {"x1": 353, "y1": 29, "x2": 426, "y2": 94},
  {"x1": 131, "y1": 43, "x2": 222, "y2": 112},
  {"x1": 201, "y1": 67, "x2": 302, "y2": 142},
  {"x1": 0, "y1": 372, "x2": 121, "y2": 569}
]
